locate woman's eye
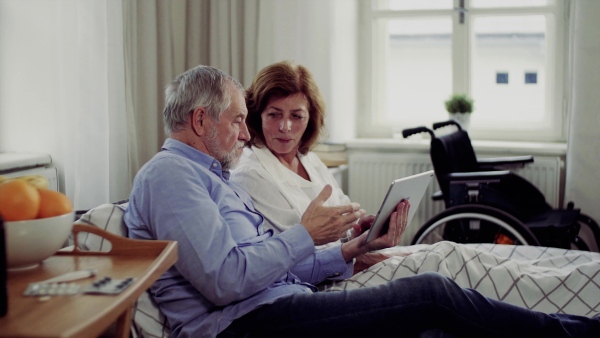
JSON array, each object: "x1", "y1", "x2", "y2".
[{"x1": 292, "y1": 114, "x2": 305, "y2": 120}]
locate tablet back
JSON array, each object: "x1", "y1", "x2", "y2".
[{"x1": 365, "y1": 170, "x2": 434, "y2": 243}]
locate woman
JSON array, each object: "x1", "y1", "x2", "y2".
[{"x1": 231, "y1": 60, "x2": 401, "y2": 272}]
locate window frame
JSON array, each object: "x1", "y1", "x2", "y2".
[{"x1": 357, "y1": 0, "x2": 569, "y2": 142}]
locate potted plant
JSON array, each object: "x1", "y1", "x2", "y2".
[{"x1": 445, "y1": 94, "x2": 474, "y2": 130}]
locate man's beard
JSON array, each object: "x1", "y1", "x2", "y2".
[{"x1": 204, "y1": 128, "x2": 244, "y2": 171}]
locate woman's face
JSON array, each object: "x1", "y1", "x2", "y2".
[{"x1": 261, "y1": 93, "x2": 310, "y2": 158}]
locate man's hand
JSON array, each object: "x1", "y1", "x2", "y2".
[{"x1": 301, "y1": 185, "x2": 365, "y2": 245}]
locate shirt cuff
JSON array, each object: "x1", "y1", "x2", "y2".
[
  {"x1": 319, "y1": 245, "x2": 354, "y2": 280},
  {"x1": 278, "y1": 224, "x2": 315, "y2": 259}
]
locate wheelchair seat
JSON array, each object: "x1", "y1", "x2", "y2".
[{"x1": 403, "y1": 120, "x2": 600, "y2": 251}]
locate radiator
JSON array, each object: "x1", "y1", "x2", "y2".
[{"x1": 347, "y1": 152, "x2": 564, "y2": 245}]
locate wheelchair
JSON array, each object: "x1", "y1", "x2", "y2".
[{"x1": 402, "y1": 120, "x2": 600, "y2": 251}]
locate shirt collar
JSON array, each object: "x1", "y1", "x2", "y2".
[
  {"x1": 252, "y1": 146, "x2": 291, "y2": 183},
  {"x1": 252, "y1": 146, "x2": 313, "y2": 187},
  {"x1": 162, "y1": 138, "x2": 229, "y2": 180}
]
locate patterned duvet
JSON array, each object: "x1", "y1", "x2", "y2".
[{"x1": 321, "y1": 241, "x2": 600, "y2": 317}]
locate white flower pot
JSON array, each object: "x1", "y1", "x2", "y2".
[{"x1": 449, "y1": 113, "x2": 471, "y2": 131}]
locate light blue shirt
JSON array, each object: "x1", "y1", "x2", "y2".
[{"x1": 124, "y1": 138, "x2": 353, "y2": 338}]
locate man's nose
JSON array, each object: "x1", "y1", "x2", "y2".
[{"x1": 240, "y1": 121, "x2": 251, "y2": 141}]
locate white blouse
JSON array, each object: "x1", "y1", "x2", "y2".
[{"x1": 231, "y1": 146, "x2": 351, "y2": 235}]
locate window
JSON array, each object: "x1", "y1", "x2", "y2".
[{"x1": 358, "y1": 0, "x2": 567, "y2": 141}]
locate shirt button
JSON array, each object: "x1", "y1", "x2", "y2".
[
  {"x1": 334, "y1": 272, "x2": 340, "y2": 276},
  {"x1": 212, "y1": 162, "x2": 217, "y2": 167}
]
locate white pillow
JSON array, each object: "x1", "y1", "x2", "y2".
[{"x1": 75, "y1": 203, "x2": 171, "y2": 338}]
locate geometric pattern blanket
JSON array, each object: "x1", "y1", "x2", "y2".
[{"x1": 321, "y1": 241, "x2": 600, "y2": 318}]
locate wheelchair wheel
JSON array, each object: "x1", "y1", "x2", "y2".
[{"x1": 411, "y1": 204, "x2": 540, "y2": 246}]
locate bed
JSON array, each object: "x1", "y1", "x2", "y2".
[{"x1": 74, "y1": 203, "x2": 600, "y2": 337}]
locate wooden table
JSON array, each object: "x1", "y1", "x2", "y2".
[{"x1": 0, "y1": 224, "x2": 178, "y2": 338}]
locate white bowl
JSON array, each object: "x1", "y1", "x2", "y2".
[{"x1": 5, "y1": 211, "x2": 75, "y2": 271}]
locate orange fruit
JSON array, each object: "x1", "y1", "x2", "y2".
[
  {"x1": 37, "y1": 188, "x2": 73, "y2": 219},
  {"x1": 0, "y1": 179, "x2": 41, "y2": 221}
]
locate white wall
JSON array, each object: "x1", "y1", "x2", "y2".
[
  {"x1": 327, "y1": 0, "x2": 358, "y2": 143},
  {"x1": 0, "y1": 1, "x2": 62, "y2": 155},
  {"x1": 256, "y1": 0, "x2": 357, "y2": 143}
]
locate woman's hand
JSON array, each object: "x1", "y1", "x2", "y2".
[
  {"x1": 340, "y1": 199, "x2": 410, "y2": 262},
  {"x1": 366, "y1": 199, "x2": 410, "y2": 250},
  {"x1": 353, "y1": 252, "x2": 391, "y2": 274},
  {"x1": 350, "y1": 215, "x2": 375, "y2": 239},
  {"x1": 352, "y1": 251, "x2": 413, "y2": 274}
]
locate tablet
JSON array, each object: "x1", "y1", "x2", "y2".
[{"x1": 365, "y1": 170, "x2": 434, "y2": 243}]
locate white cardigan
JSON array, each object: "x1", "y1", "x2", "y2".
[{"x1": 231, "y1": 146, "x2": 351, "y2": 234}]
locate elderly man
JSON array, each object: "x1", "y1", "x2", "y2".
[{"x1": 124, "y1": 65, "x2": 598, "y2": 338}]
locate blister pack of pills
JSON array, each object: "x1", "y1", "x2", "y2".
[
  {"x1": 82, "y1": 276, "x2": 135, "y2": 295},
  {"x1": 24, "y1": 283, "x2": 80, "y2": 296}
]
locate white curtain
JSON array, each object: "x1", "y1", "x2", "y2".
[{"x1": 565, "y1": 0, "x2": 600, "y2": 241}]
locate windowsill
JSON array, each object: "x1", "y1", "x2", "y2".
[{"x1": 345, "y1": 138, "x2": 567, "y2": 157}]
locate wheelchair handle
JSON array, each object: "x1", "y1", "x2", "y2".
[
  {"x1": 402, "y1": 126, "x2": 435, "y2": 139},
  {"x1": 433, "y1": 119, "x2": 462, "y2": 131}
]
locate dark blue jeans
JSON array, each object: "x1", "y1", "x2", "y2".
[{"x1": 219, "y1": 272, "x2": 599, "y2": 338}]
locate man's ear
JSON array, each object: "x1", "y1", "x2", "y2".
[{"x1": 191, "y1": 107, "x2": 206, "y2": 136}]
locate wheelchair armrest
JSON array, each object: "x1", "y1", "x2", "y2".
[
  {"x1": 447, "y1": 170, "x2": 511, "y2": 184},
  {"x1": 477, "y1": 155, "x2": 533, "y2": 169},
  {"x1": 432, "y1": 190, "x2": 444, "y2": 201},
  {"x1": 446, "y1": 171, "x2": 512, "y2": 205}
]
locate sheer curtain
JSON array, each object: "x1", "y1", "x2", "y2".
[{"x1": 55, "y1": 0, "x2": 129, "y2": 210}]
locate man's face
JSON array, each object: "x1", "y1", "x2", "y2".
[{"x1": 204, "y1": 86, "x2": 250, "y2": 170}]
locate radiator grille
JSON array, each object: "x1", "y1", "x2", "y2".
[{"x1": 348, "y1": 152, "x2": 563, "y2": 245}]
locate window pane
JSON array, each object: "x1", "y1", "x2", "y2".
[
  {"x1": 375, "y1": 17, "x2": 452, "y2": 125},
  {"x1": 471, "y1": 0, "x2": 552, "y2": 8},
  {"x1": 525, "y1": 72, "x2": 538, "y2": 84},
  {"x1": 376, "y1": 0, "x2": 452, "y2": 11},
  {"x1": 470, "y1": 15, "x2": 548, "y2": 127}
]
